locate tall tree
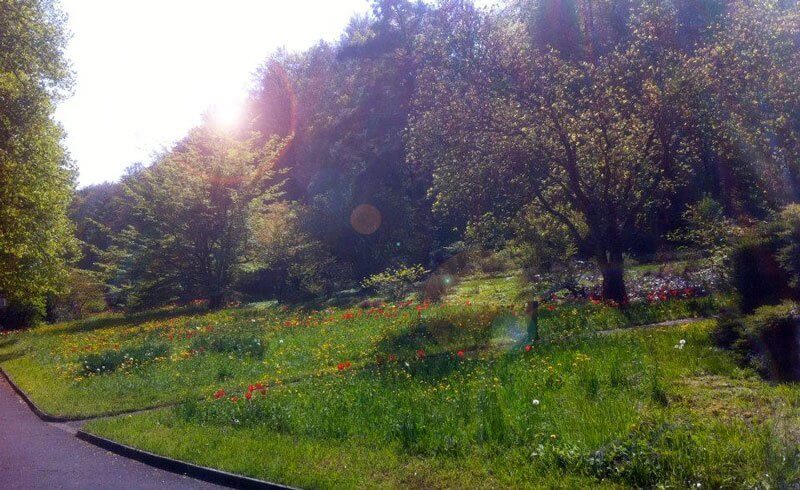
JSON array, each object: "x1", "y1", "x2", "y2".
[
  {"x1": 410, "y1": 1, "x2": 705, "y2": 302},
  {"x1": 118, "y1": 126, "x2": 283, "y2": 309},
  {"x1": 0, "y1": 0, "x2": 76, "y2": 327}
]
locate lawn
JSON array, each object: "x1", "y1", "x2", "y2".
[
  {"x1": 84, "y1": 320, "x2": 800, "y2": 488},
  {"x1": 0, "y1": 275, "x2": 724, "y2": 417}
]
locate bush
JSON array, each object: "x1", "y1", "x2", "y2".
[
  {"x1": 362, "y1": 264, "x2": 428, "y2": 300},
  {"x1": 419, "y1": 273, "x2": 459, "y2": 302},
  {"x1": 731, "y1": 206, "x2": 800, "y2": 313},
  {"x1": 81, "y1": 341, "x2": 170, "y2": 375},
  {"x1": 190, "y1": 331, "x2": 265, "y2": 357},
  {"x1": 741, "y1": 302, "x2": 800, "y2": 381},
  {"x1": 710, "y1": 310, "x2": 745, "y2": 349},
  {"x1": 775, "y1": 204, "x2": 800, "y2": 289},
  {"x1": 730, "y1": 233, "x2": 790, "y2": 313}
]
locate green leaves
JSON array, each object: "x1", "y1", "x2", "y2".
[{"x1": 0, "y1": 0, "x2": 76, "y2": 327}]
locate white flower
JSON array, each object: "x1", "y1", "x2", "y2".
[
  {"x1": 532, "y1": 399, "x2": 540, "y2": 406},
  {"x1": 679, "y1": 339, "x2": 686, "y2": 345}
]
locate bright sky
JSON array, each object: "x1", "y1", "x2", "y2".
[{"x1": 55, "y1": 0, "x2": 373, "y2": 187}]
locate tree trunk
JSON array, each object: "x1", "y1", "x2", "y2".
[
  {"x1": 599, "y1": 252, "x2": 627, "y2": 304},
  {"x1": 208, "y1": 286, "x2": 225, "y2": 309}
]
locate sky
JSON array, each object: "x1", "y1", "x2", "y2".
[{"x1": 55, "y1": 0, "x2": 373, "y2": 187}]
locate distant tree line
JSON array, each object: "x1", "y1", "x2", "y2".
[{"x1": 4, "y1": 0, "x2": 799, "y2": 326}]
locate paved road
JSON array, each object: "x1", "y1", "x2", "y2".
[{"x1": 0, "y1": 375, "x2": 222, "y2": 490}]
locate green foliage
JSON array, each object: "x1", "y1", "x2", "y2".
[
  {"x1": 731, "y1": 207, "x2": 800, "y2": 312},
  {"x1": 0, "y1": 0, "x2": 77, "y2": 327},
  {"x1": 81, "y1": 341, "x2": 170, "y2": 375},
  {"x1": 112, "y1": 127, "x2": 283, "y2": 310},
  {"x1": 671, "y1": 196, "x2": 744, "y2": 289},
  {"x1": 775, "y1": 204, "x2": 800, "y2": 289},
  {"x1": 240, "y1": 202, "x2": 345, "y2": 301},
  {"x1": 46, "y1": 268, "x2": 107, "y2": 322},
  {"x1": 189, "y1": 331, "x2": 265, "y2": 358},
  {"x1": 741, "y1": 302, "x2": 800, "y2": 381},
  {"x1": 361, "y1": 264, "x2": 428, "y2": 299}
]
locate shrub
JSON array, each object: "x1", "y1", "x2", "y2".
[
  {"x1": 419, "y1": 273, "x2": 459, "y2": 302},
  {"x1": 731, "y1": 233, "x2": 789, "y2": 313},
  {"x1": 731, "y1": 206, "x2": 800, "y2": 313},
  {"x1": 710, "y1": 310, "x2": 745, "y2": 349},
  {"x1": 775, "y1": 204, "x2": 800, "y2": 289},
  {"x1": 190, "y1": 331, "x2": 265, "y2": 357},
  {"x1": 741, "y1": 302, "x2": 800, "y2": 381},
  {"x1": 81, "y1": 340, "x2": 170, "y2": 374},
  {"x1": 362, "y1": 264, "x2": 428, "y2": 300}
]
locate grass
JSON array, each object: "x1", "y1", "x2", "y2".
[
  {"x1": 0, "y1": 284, "x2": 724, "y2": 417},
  {"x1": 85, "y1": 321, "x2": 800, "y2": 488}
]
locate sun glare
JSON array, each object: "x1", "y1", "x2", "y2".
[{"x1": 211, "y1": 98, "x2": 244, "y2": 130}]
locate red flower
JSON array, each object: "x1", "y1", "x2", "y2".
[
  {"x1": 457, "y1": 350, "x2": 465, "y2": 358},
  {"x1": 465, "y1": 300, "x2": 472, "y2": 306},
  {"x1": 245, "y1": 391, "x2": 252, "y2": 400},
  {"x1": 416, "y1": 349, "x2": 426, "y2": 359},
  {"x1": 525, "y1": 344, "x2": 532, "y2": 352},
  {"x1": 345, "y1": 361, "x2": 352, "y2": 369},
  {"x1": 337, "y1": 362, "x2": 346, "y2": 371},
  {"x1": 546, "y1": 305, "x2": 555, "y2": 311},
  {"x1": 388, "y1": 354, "x2": 398, "y2": 362},
  {"x1": 230, "y1": 396, "x2": 239, "y2": 403},
  {"x1": 213, "y1": 389, "x2": 226, "y2": 399}
]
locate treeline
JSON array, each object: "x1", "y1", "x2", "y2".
[{"x1": 7, "y1": 0, "x2": 800, "y2": 325}]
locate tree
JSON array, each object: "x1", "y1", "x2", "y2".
[
  {"x1": 699, "y1": 0, "x2": 800, "y2": 212},
  {"x1": 0, "y1": 0, "x2": 76, "y2": 327},
  {"x1": 119, "y1": 126, "x2": 283, "y2": 309},
  {"x1": 409, "y1": 1, "x2": 704, "y2": 302}
]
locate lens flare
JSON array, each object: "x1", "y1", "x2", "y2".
[{"x1": 350, "y1": 204, "x2": 382, "y2": 235}]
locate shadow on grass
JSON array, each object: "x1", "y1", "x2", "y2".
[
  {"x1": 47, "y1": 305, "x2": 209, "y2": 336},
  {"x1": 0, "y1": 337, "x2": 18, "y2": 349},
  {"x1": 0, "y1": 349, "x2": 24, "y2": 363}
]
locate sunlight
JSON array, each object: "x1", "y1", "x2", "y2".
[{"x1": 210, "y1": 97, "x2": 245, "y2": 131}]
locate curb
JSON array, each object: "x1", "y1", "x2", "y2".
[
  {"x1": 0, "y1": 366, "x2": 73, "y2": 423},
  {"x1": 76, "y1": 430, "x2": 296, "y2": 490}
]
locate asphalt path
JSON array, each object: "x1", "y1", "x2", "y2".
[{"x1": 0, "y1": 375, "x2": 221, "y2": 489}]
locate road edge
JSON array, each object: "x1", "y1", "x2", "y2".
[{"x1": 76, "y1": 429, "x2": 297, "y2": 490}]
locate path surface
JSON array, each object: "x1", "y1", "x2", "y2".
[{"x1": 0, "y1": 375, "x2": 221, "y2": 490}]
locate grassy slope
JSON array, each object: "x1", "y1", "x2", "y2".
[
  {"x1": 85, "y1": 321, "x2": 800, "y2": 489},
  {"x1": 0, "y1": 275, "x2": 724, "y2": 417}
]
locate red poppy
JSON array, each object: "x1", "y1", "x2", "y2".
[
  {"x1": 466, "y1": 300, "x2": 472, "y2": 306},
  {"x1": 214, "y1": 389, "x2": 226, "y2": 399},
  {"x1": 416, "y1": 349, "x2": 426, "y2": 359},
  {"x1": 245, "y1": 391, "x2": 252, "y2": 400},
  {"x1": 337, "y1": 362, "x2": 346, "y2": 371},
  {"x1": 457, "y1": 350, "x2": 465, "y2": 358},
  {"x1": 525, "y1": 344, "x2": 532, "y2": 352}
]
